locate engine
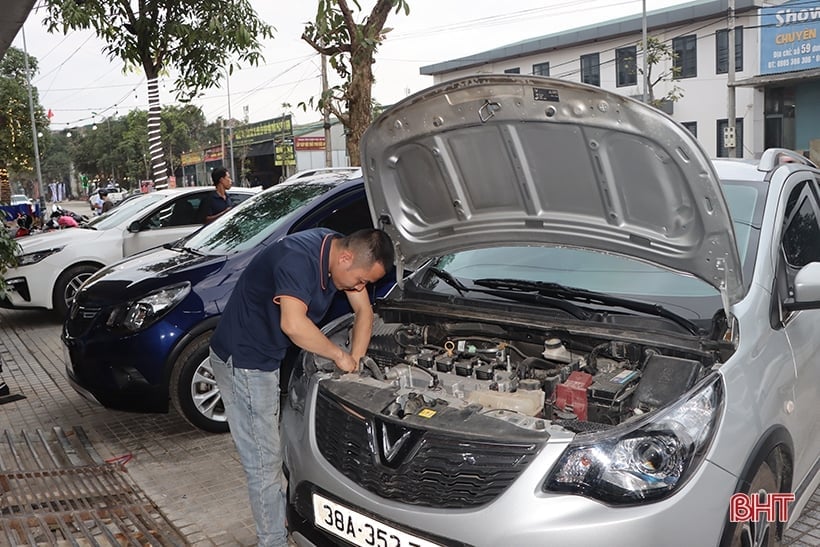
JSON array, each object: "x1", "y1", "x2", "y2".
[{"x1": 322, "y1": 319, "x2": 710, "y2": 433}]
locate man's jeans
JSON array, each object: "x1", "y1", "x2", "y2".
[{"x1": 210, "y1": 349, "x2": 287, "y2": 547}]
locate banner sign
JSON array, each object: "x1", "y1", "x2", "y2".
[
  {"x1": 295, "y1": 136, "x2": 326, "y2": 150},
  {"x1": 233, "y1": 116, "x2": 293, "y2": 147},
  {"x1": 181, "y1": 152, "x2": 202, "y2": 166},
  {"x1": 203, "y1": 146, "x2": 223, "y2": 162},
  {"x1": 275, "y1": 143, "x2": 297, "y2": 166},
  {"x1": 760, "y1": 0, "x2": 820, "y2": 74}
]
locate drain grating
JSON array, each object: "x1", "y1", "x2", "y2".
[{"x1": 0, "y1": 426, "x2": 187, "y2": 546}]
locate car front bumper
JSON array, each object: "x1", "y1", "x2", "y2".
[
  {"x1": 282, "y1": 385, "x2": 739, "y2": 547},
  {"x1": 62, "y1": 313, "x2": 189, "y2": 413}
]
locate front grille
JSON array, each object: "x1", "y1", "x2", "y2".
[
  {"x1": 66, "y1": 304, "x2": 102, "y2": 337},
  {"x1": 314, "y1": 389, "x2": 540, "y2": 508}
]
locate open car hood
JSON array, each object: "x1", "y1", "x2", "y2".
[{"x1": 361, "y1": 76, "x2": 743, "y2": 304}]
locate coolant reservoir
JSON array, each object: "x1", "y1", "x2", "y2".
[
  {"x1": 466, "y1": 389, "x2": 545, "y2": 416},
  {"x1": 542, "y1": 338, "x2": 572, "y2": 363}
]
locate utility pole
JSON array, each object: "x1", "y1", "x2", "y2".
[
  {"x1": 726, "y1": 0, "x2": 737, "y2": 158},
  {"x1": 226, "y1": 67, "x2": 236, "y2": 180},
  {"x1": 22, "y1": 27, "x2": 45, "y2": 216},
  {"x1": 321, "y1": 54, "x2": 333, "y2": 167}
]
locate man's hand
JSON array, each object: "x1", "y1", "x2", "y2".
[{"x1": 334, "y1": 351, "x2": 358, "y2": 373}]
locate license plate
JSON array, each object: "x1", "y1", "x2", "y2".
[{"x1": 312, "y1": 493, "x2": 443, "y2": 547}]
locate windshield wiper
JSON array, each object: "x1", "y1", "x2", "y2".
[
  {"x1": 426, "y1": 268, "x2": 591, "y2": 320},
  {"x1": 473, "y1": 278, "x2": 702, "y2": 335},
  {"x1": 427, "y1": 267, "x2": 468, "y2": 296}
]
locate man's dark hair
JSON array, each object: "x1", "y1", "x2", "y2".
[
  {"x1": 211, "y1": 167, "x2": 228, "y2": 186},
  {"x1": 341, "y1": 229, "x2": 394, "y2": 270},
  {"x1": 99, "y1": 190, "x2": 108, "y2": 197}
]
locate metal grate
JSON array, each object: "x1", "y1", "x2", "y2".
[{"x1": 0, "y1": 426, "x2": 187, "y2": 546}]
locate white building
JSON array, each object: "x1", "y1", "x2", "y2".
[{"x1": 420, "y1": 0, "x2": 820, "y2": 161}]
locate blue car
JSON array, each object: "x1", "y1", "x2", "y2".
[{"x1": 63, "y1": 174, "x2": 386, "y2": 432}]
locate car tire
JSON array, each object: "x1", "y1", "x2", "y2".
[
  {"x1": 53, "y1": 264, "x2": 99, "y2": 318},
  {"x1": 170, "y1": 332, "x2": 229, "y2": 433},
  {"x1": 727, "y1": 453, "x2": 783, "y2": 547}
]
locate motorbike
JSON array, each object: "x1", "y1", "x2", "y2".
[{"x1": 8, "y1": 205, "x2": 89, "y2": 238}]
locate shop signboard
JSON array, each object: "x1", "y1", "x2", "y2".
[
  {"x1": 760, "y1": 0, "x2": 820, "y2": 75},
  {"x1": 295, "y1": 136, "x2": 326, "y2": 150}
]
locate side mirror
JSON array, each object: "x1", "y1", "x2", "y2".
[
  {"x1": 784, "y1": 262, "x2": 820, "y2": 311},
  {"x1": 127, "y1": 220, "x2": 142, "y2": 233}
]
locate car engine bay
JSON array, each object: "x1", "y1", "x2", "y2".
[{"x1": 311, "y1": 310, "x2": 721, "y2": 435}]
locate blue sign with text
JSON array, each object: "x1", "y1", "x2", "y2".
[{"x1": 760, "y1": 0, "x2": 820, "y2": 74}]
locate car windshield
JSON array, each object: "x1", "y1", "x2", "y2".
[
  {"x1": 85, "y1": 193, "x2": 166, "y2": 230},
  {"x1": 183, "y1": 181, "x2": 338, "y2": 255},
  {"x1": 426, "y1": 181, "x2": 763, "y2": 302}
]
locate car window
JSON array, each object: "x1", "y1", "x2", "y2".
[
  {"x1": 782, "y1": 180, "x2": 820, "y2": 268},
  {"x1": 145, "y1": 195, "x2": 201, "y2": 228},
  {"x1": 184, "y1": 182, "x2": 337, "y2": 255},
  {"x1": 85, "y1": 194, "x2": 165, "y2": 230},
  {"x1": 431, "y1": 181, "x2": 766, "y2": 300}
]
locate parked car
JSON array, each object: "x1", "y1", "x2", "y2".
[
  {"x1": 281, "y1": 76, "x2": 820, "y2": 547},
  {"x1": 284, "y1": 167, "x2": 362, "y2": 183},
  {"x1": 87, "y1": 186, "x2": 127, "y2": 212},
  {"x1": 10, "y1": 194, "x2": 33, "y2": 206},
  {"x1": 1, "y1": 186, "x2": 256, "y2": 317},
  {"x1": 62, "y1": 171, "x2": 389, "y2": 433}
]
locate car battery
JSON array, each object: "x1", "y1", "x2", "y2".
[{"x1": 587, "y1": 368, "x2": 641, "y2": 423}]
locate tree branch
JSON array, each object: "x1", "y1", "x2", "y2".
[
  {"x1": 363, "y1": 0, "x2": 395, "y2": 36},
  {"x1": 337, "y1": 0, "x2": 358, "y2": 36},
  {"x1": 301, "y1": 31, "x2": 348, "y2": 56}
]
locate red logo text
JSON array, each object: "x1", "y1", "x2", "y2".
[{"x1": 730, "y1": 492, "x2": 795, "y2": 523}]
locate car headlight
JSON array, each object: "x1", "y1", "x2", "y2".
[
  {"x1": 544, "y1": 373, "x2": 723, "y2": 504},
  {"x1": 106, "y1": 282, "x2": 191, "y2": 333},
  {"x1": 17, "y1": 247, "x2": 65, "y2": 266}
]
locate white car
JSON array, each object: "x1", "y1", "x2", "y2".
[
  {"x1": 10, "y1": 194, "x2": 33, "y2": 206},
  {"x1": 283, "y1": 167, "x2": 362, "y2": 183},
  {"x1": 1, "y1": 186, "x2": 257, "y2": 317}
]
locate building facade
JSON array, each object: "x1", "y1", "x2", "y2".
[{"x1": 420, "y1": 0, "x2": 820, "y2": 161}]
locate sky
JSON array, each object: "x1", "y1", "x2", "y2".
[{"x1": 14, "y1": 0, "x2": 694, "y2": 131}]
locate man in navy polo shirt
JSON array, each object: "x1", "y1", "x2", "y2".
[
  {"x1": 209, "y1": 227, "x2": 394, "y2": 547},
  {"x1": 201, "y1": 166, "x2": 233, "y2": 224}
]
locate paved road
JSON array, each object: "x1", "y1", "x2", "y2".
[{"x1": 0, "y1": 304, "x2": 817, "y2": 546}]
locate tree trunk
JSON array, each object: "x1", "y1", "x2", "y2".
[
  {"x1": 345, "y1": 47, "x2": 375, "y2": 166},
  {"x1": 146, "y1": 76, "x2": 168, "y2": 186}
]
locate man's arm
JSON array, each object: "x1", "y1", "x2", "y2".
[
  {"x1": 345, "y1": 288, "x2": 375, "y2": 364},
  {"x1": 278, "y1": 296, "x2": 357, "y2": 372}
]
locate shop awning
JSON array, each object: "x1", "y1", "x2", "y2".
[{"x1": 730, "y1": 68, "x2": 820, "y2": 87}]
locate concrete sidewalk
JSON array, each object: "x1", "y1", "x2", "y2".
[{"x1": 0, "y1": 308, "x2": 256, "y2": 546}]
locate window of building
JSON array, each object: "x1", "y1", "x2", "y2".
[
  {"x1": 532, "y1": 62, "x2": 550, "y2": 76},
  {"x1": 716, "y1": 26, "x2": 743, "y2": 74},
  {"x1": 616, "y1": 46, "x2": 637, "y2": 87},
  {"x1": 716, "y1": 118, "x2": 744, "y2": 157},
  {"x1": 581, "y1": 53, "x2": 600, "y2": 86},
  {"x1": 673, "y1": 34, "x2": 698, "y2": 78},
  {"x1": 504, "y1": 67, "x2": 521, "y2": 74},
  {"x1": 681, "y1": 121, "x2": 697, "y2": 137}
]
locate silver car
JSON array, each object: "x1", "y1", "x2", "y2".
[{"x1": 282, "y1": 76, "x2": 820, "y2": 547}]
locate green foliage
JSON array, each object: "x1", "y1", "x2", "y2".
[
  {"x1": 43, "y1": 0, "x2": 274, "y2": 100},
  {"x1": 38, "y1": 104, "x2": 216, "y2": 190},
  {"x1": 0, "y1": 224, "x2": 21, "y2": 296},
  {"x1": 0, "y1": 47, "x2": 48, "y2": 202},
  {"x1": 637, "y1": 36, "x2": 684, "y2": 108},
  {"x1": 301, "y1": 0, "x2": 409, "y2": 164}
]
